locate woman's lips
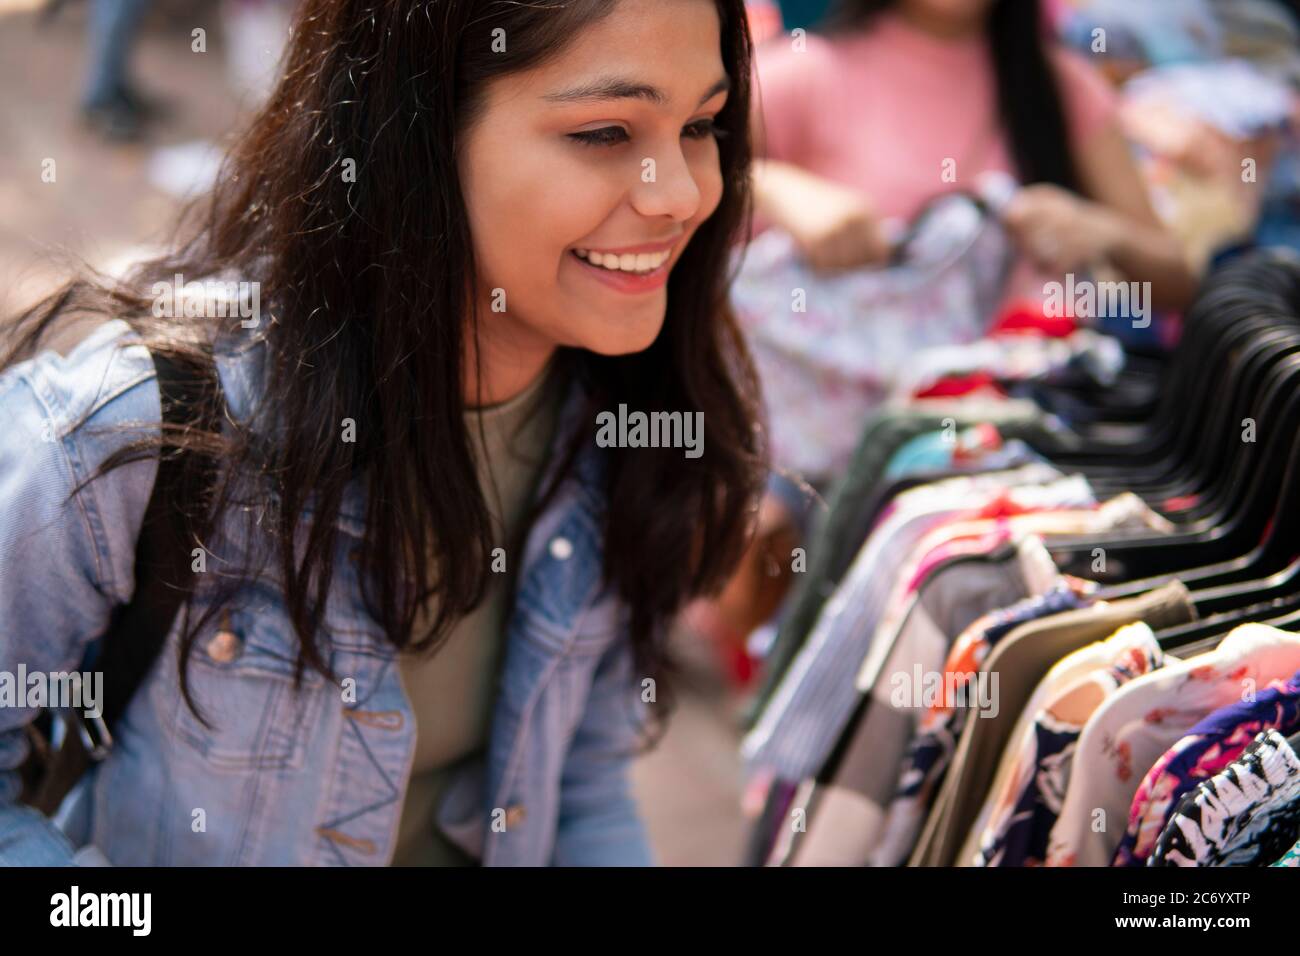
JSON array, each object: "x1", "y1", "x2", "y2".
[{"x1": 570, "y1": 247, "x2": 673, "y2": 294}]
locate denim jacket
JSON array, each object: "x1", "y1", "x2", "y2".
[{"x1": 0, "y1": 320, "x2": 654, "y2": 866}]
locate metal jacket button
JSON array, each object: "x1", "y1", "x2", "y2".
[
  {"x1": 206, "y1": 616, "x2": 243, "y2": 663},
  {"x1": 504, "y1": 805, "x2": 526, "y2": 828},
  {"x1": 548, "y1": 536, "x2": 573, "y2": 561},
  {"x1": 206, "y1": 631, "x2": 242, "y2": 663}
]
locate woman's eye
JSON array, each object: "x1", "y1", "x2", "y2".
[
  {"x1": 568, "y1": 120, "x2": 727, "y2": 148},
  {"x1": 683, "y1": 118, "x2": 726, "y2": 140},
  {"x1": 568, "y1": 126, "x2": 630, "y2": 147}
]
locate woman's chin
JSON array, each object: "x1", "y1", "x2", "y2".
[{"x1": 577, "y1": 314, "x2": 667, "y2": 357}]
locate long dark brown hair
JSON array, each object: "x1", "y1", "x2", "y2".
[
  {"x1": 825, "y1": 0, "x2": 1082, "y2": 192},
  {"x1": 3, "y1": 0, "x2": 764, "y2": 734}
]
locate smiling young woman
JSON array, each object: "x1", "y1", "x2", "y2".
[{"x1": 0, "y1": 0, "x2": 765, "y2": 867}]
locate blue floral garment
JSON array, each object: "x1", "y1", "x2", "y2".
[
  {"x1": 1113, "y1": 670, "x2": 1300, "y2": 867},
  {"x1": 1151, "y1": 730, "x2": 1300, "y2": 867}
]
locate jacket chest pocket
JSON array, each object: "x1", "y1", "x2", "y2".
[{"x1": 173, "y1": 605, "x2": 329, "y2": 772}]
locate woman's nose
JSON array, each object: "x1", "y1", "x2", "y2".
[{"x1": 630, "y1": 148, "x2": 703, "y2": 222}]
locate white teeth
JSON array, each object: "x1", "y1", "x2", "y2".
[{"x1": 574, "y1": 247, "x2": 671, "y2": 273}]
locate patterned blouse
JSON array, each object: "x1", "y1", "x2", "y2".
[
  {"x1": 1113, "y1": 670, "x2": 1300, "y2": 867},
  {"x1": 1150, "y1": 730, "x2": 1300, "y2": 866}
]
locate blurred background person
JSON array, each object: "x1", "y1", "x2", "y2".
[
  {"x1": 750, "y1": 0, "x2": 1197, "y2": 300},
  {"x1": 71, "y1": 0, "x2": 170, "y2": 140},
  {"x1": 79, "y1": 0, "x2": 163, "y2": 140}
]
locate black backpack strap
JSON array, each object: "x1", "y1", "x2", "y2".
[
  {"x1": 24, "y1": 348, "x2": 223, "y2": 814},
  {"x1": 98, "y1": 350, "x2": 224, "y2": 729}
]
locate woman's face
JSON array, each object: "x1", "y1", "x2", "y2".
[{"x1": 458, "y1": 0, "x2": 728, "y2": 371}]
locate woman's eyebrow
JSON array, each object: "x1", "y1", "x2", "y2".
[{"x1": 542, "y1": 74, "x2": 730, "y2": 108}]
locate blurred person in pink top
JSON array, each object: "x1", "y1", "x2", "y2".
[
  {"x1": 749, "y1": 0, "x2": 1197, "y2": 309},
  {"x1": 690, "y1": 0, "x2": 1198, "y2": 691}
]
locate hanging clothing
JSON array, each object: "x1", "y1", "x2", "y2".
[
  {"x1": 959, "y1": 609, "x2": 1187, "y2": 865},
  {"x1": 1270, "y1": 835, "x2": 1300, "y2": 867},
  {"x1": 744, "y1": 401, "x2": 1080, "y2": 730},
  {"x1": 743, "y1": 465, "x2": 1088, "y2": 781},
  {"x1": 1113, "y1": 668, "x2": 1300, "y2": 867},
  {"x1": 778, "y1": 537, "x2": 1064, "y2": 866},
  {"x1": 1150, "y1": 729, "x2": 1300, "y2": 866},
  {"x1": 908, "y1": 580, "x2": 1197, "y2": 867},
  {"x1": 871, "y1": 582, "x2": 1095, "y2": 866},
  {"x1": 867, "y1": 492, "x2": 1172, "y2": 665},
  {"x1": 740, "y1": 251, "x2": 1300, "y2": 870},
  {"x1": 1045, "y1": 624, "x2": 1300, "y2": 866},
  {"x1": 970, "y1": 622, "x2": 1165, "y2": 867}
]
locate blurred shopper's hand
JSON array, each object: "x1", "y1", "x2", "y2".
[
  {"x1": 752, "y1": 160, "x2": 891, "y2": 272},
  {"x1": 1003, "y1": 183, "x2": 1122, "y2": 275}
]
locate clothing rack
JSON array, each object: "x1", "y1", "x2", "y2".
[{"x1": 742, "y1": 248, "x2": 1300, "y2": 868}]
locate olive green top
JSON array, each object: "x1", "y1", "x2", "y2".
[{"x1": 391, "y1": 361, "x2": 563, "y2": 866}]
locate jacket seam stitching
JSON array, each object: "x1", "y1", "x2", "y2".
[{"x1": 22, "y1": 368, "x2": 115, "y2": 602}]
